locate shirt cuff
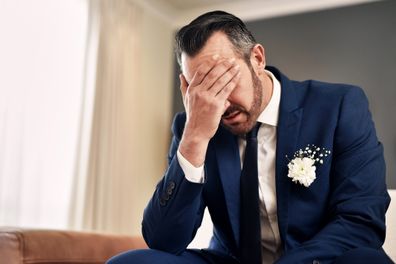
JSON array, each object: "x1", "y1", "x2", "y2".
[{"x1": 177, "y1": 150, "x2": 205, "y2": 184}]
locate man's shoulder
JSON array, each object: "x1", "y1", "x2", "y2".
[
  {"x1": 290, "y1": 77, "x2": 367, "y2": 107},
  {"x1": 296, "y1": 78, "x2": 362, "y2": 94},
  {"x1": 289, "y1": 79, "x2": 371, "y2": 126},
  {"x1": 269, "y1": 65, "x2": 365, "y2": 101}
]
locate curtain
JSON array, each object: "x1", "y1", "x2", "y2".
[
  {"x1": 0, "y1": 0, "x2": 88, "y2": 228},
  {"x1": 0, "y1": 0, "x2": 173, "y2": 235},
  {"x1": 69, "y1": 0, "x2": 174, "y2": 235}
]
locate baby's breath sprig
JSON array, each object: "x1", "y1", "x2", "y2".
[
  {"x1": 286, "y1": 144, "x2": 331, "y2": 165},
  {"x1": 297, "y1": 144, "x2": 330, "y2": 165},
  {"x1": 286, "y1": 144, "x2": 331, "y2": 187}
]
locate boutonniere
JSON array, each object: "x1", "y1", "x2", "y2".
[{"x1": 286, "y1": 144, "x2": 331, "y2": 187}]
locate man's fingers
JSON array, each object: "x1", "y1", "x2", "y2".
[
  {"x1": 183, "y1": 56, "x2": 239, "y2": 115},
  {"x1": 216, "y1": 72, "x2": 241, "y2": 101},
  {"x1": 208, "y1": 64, "x2": 240, "y2": 96},
  {"x1": 189, "y1": 56, "x2": 219, "y2": 87},
  {"x1": 200, "y1": 58, "x2": 236, "y2": 90}
]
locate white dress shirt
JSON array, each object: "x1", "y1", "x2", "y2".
[{"x1": 177, "y1": 70, "x2": 282, "y2": 263}]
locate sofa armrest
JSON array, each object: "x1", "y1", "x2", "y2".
[{"x1": 0, "y1": 227, "x2": 147, "y2": 264}]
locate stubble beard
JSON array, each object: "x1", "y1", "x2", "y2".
[{"x1": 221, "y1": 69, "x2": 263, "y2": 136}]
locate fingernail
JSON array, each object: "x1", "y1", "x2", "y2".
[
  {"x1": 228, "y1": 58, "x2": 236, "y2": 63},
  {"x1": 212, "y1": 54, "x2": 220, "y2": 60},
  {"x1": 234, "y1": 64, "x2": 240, "y2": 70}
]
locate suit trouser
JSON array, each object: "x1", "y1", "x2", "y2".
[
  {"x1": 106, "y1": 247, "x2": 394, "y2": 264},
  {"x1": 106, "y1": 248, "x2": 238, "y2": 264},
  {"x1": 334, "y1": 247, "x2": 394, "y2": 264}
]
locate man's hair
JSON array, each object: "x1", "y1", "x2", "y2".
[{"x1": 175, "y1": 10, "x2": 256, "y2": 67}]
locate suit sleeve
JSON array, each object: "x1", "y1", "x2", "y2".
[
  {"x1": 276, "y1": 87, "x2": 390, "y2": 264},
  {"x1": 141, "y1": 112, "x2": 206, "y2": 254}
]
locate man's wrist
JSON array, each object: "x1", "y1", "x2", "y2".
[
  {"x1": 178, "y1": 132, "x2": 209, "y2": 167},
  {"x1": 177, "y1": 150, "x2": 205, "y2": 183}
]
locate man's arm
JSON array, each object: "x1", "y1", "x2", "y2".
[
  {"x1": 141, "y1": 56, "x2": 240, "y2": 254},
  {"x1": 178, "y1": 56, "x2": 240, "y2": 166},
  {"x1": 142, "y1": 113, "x2": 207, "y2": 254},
  {"x1": 276, "y1": 86, "x2": 390, "y2": 264}
]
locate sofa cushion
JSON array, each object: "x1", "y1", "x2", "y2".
[{"x1": 0, "y1": 228, "x2": 146, "y2": 264}]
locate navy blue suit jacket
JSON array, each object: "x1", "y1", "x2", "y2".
[{"x1": 142, "y1": 67, "x2": 390, "y2": 264}]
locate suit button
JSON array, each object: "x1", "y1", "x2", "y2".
[
  {"x1": 168, "y1": 181, "x2": 176, "y2": 189},
  {"x1": 312, "y1": 260, "x2": 320, "y2": 264},
  {"x1": 162, "y1": 194, "x2": 170, "y2": 201},
  {"x1": 166, "y1": 181, "x2": 176, "y2": 194},
  {"x1": 159, "y1": 198, "x2": 166, "y2": 206}
]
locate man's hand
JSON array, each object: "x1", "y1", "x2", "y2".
[{"x1": 178, "y1": 56, "x2": 241, "y2": 167}]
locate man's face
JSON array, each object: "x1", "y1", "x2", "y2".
[{"x1": 181, "y1": 32, "x2": 265, "y2": 135}]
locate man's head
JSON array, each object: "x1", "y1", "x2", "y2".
[
  {"x1": 175, "y1": 11, "x2": 273, "y2": 135},
  {"x1": 175, "y1": 11, "x2": 256, "y2": 67}
]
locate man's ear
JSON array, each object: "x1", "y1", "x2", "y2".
[{"x1": 249, "y1": 44, "x2": 266, "y2": 75}]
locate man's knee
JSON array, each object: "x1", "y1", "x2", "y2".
[
  {"x1": 107, "y1": 249, "x2": 150, "y2": 264},
  {"x1": 106, "y1": 248, "x2": 207, "y2": 264},
  {"x1": 334, "y1": 247, "x2": 394, "y2": 264}
]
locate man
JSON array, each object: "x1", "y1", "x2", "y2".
[{"x1": 108, "y1": 11, "x2": 392, "y2": 264}]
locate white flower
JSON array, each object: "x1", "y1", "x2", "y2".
[
  {"x1": 286, "y1": 144, "x2": 331, "y2": 187},
  {"x1": 288, "y1": 157, "x2": 317, "y2": 187}
]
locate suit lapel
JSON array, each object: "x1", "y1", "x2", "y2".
[
  {"x1": 276, "y1": 108, "x2": 302, "y2": 244},
  {"x1": 270, "y1": 67, "x2": 303, "y2": 245},
  {"x1": 214, "y1": 128, "x2": 241, "y2": 247},
  {"x1": 212, "y1": 67, "x2": 303, "y2": 249}
]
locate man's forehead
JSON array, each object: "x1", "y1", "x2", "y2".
[
  {"x1": 181, "y1": 54, "x2": 214, "y2": 80},
  {"x1": 180, "y1": 31, "x2": 238, "y2": 82},
  {"x1": 182, "y1": 55, "x2": 228, "y2": 83}
]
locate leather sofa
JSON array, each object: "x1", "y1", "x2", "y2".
[
  {"x1": 1, "y1": 190, "x2": 394, "y2": 263},
  {"x1": 0, "y1": 228, "x2": 147, "y2": 264}
]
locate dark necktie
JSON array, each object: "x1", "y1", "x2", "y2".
[{"x1": 240, "y1": 122, "x2": 262, "y2": 264}]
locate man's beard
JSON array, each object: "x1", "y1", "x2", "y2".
[{"x1": 221, "y1": 68, "x2": 263, "y2": 136}]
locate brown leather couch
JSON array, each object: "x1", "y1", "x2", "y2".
[{"x1": 0, "y1": 227, "x2": 147, "y2": 264}]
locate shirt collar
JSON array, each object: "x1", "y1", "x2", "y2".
[{"x1": 256, "y1": 69, "x2": 281, "y2": 127}]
